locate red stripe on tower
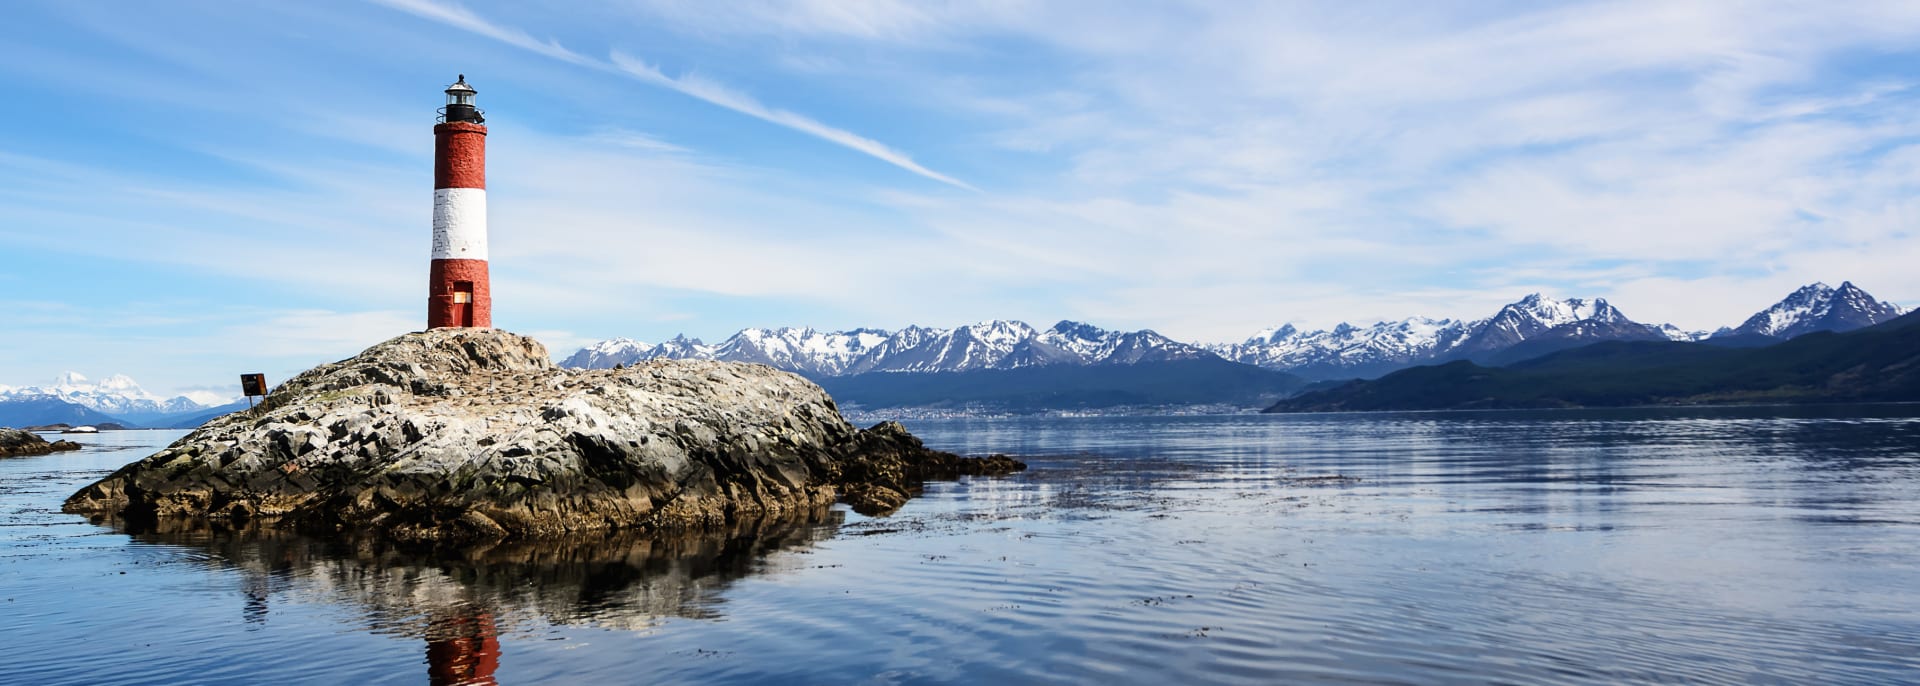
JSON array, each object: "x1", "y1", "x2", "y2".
[{"x1": 428, "y1": 75, "x2": 491, "y2": 329}]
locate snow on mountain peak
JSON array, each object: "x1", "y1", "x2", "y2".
[
  {"x1": 561, "y1": 282, "x2": 1897, "y2": 385},
  {"x1": 1723, "y1": 281, "x2": 1901, "y2": 340},
  {"x1": 0, "y1": 372, "x2": 211, "y2": 418},
  {"x1": 1246, "y1": 323, "x2": 1299, "y2": 345},
  {"x1": 709, "y1": 326, "x2": 901, "y2": 376},
  {"x1": 588, "y1": 337, "x2": 651, "y2": 354},
  {"x1": 1659, "y1": 324, "x2": 1710, "y2": 342},
  {"x1": 1211, "y1": 314, "x2": 1479, "y2": 378},
  {"x1": 39, "y1": 372, "x2": 159, "y2": 402},
  {"x1": 565, "y1": 319, "x2": 1213, "y2": 376},
  {"x1": 180, "y1": 390, "x2": 236, "y2": 407},
  {"x1": 1220, "y1": 293, "x2": 1679, "y2": 379},
  {"x1": 562, "y1": 337, "x2": 702, "y2": 369},
  {"x1": 959, "y1": 320, "x2": 1038, "y2": 346},
  {"x1": 1502, "y1": 294, "x2": 1606, "y2": 328}
]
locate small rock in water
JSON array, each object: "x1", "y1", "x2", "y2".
[{"x1": 0, "y1": 428, "x2": 83, "y2": 458}]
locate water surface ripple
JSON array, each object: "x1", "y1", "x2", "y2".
[{"x1": 3, "y1": 405, "x2": 1918, "y2": 684}]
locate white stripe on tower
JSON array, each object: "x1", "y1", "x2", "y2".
[{"x1": 431, "y1": 188, "x2": 488, "y2": 260}]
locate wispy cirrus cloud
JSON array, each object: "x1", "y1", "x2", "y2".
[
  {"x1": 368, "y1": 0, "x2": 973, "y2": 190},
  {"x1": 367, "y1": 0, "x2": 597, "y2": 66}
]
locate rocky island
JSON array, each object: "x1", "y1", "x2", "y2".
[
  {"x1": 0, "y1": 428, "x2": 83, "y2": 458},
  {"x1": 64, "y1": 329, "x2": 1021, "y2": 541}
]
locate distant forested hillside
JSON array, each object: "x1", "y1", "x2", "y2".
[
  {"x1": 821, "y1": 358, "x2": 1305, "y2": 412},
  {"x1": 1267, "y1": 311, "x2": 1920, "y2": 412}
]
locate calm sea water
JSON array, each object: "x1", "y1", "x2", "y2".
[{"x1": 4, "y1": 406, "x2": 1919, "y2": 684}]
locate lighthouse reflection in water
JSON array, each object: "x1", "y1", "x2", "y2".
[{"x1": 126, "y1": 510, "x2": 842, "y2": 685}]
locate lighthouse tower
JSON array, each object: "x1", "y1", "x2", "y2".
[{"x1": 428, "y1": 75, "x2": 491, "y2": 329}]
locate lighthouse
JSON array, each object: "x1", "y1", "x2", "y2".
[{"x1": 428, "y1": 75, "x2": 491, "y2": 329}]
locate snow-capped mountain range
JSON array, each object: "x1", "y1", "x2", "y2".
[
  {"x1": 0, "y1": 372, "x2": 218, "y2": 423},
  {"x1": 563, "y1": 320, "x2": 1214, "y2": 376},
  {"x1": 1211, "y1": 294, "x2": 1708, "y2": 379},
  {"x1": 566, "y1": 282, "x2": 1905, "y2": 383}
]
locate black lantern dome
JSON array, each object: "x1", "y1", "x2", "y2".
[{"x1": 441, "y1": 74, "x2": 484, "y2": 124}]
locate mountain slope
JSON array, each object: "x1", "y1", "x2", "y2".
[
  {"x1": 1716, "y1": 281, "x2": 1905, "y2": 340},
  {"x1": 564, "y1": 336, "x2": 715, "y2": 370},
  {"x1": 1447, "y1": 296, "x2": 1675, "y2": 362},
  {"x1": 159, "y1": 400, "x2": 252, "y2": 429},
  {"x1": 1266, "y1": 310, "x2": 1920, "y2": 412},
  {"x1": 1476, "y1": 313, "x2": 1672, "y2": 366},
  {"x1": 0, "y1": 397, "x2": 128, "y2": 429},
  {"x1": 820, "y1": 358, "x2": 1305, "y2": 412}
]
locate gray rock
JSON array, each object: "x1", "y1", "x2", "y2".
[
  {"x1": 64, "y1": 329, "x2": 1021, "y2": 541},
  {"x1": 0, "y1": 428, "x2": 82, "y2": 457}
]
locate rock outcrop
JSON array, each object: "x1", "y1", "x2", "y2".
[
  {"x1": 64, "y1": 329, "x2": 1022, "y2": 541},
  {"x1": 0, "y1": 428, "x2": 82, "y2": 457}
]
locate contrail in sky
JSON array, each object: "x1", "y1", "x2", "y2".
[{"x1": 370, "y1": 0, "x2": 976, "y2": 190}]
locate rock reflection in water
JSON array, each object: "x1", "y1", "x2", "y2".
[{"x1": 98, "y1": 508, "x2": 844, "y2": 684}]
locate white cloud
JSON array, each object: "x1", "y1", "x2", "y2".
[
  {"x1": 180, "y1": 390, "x2": 239, "y2": 406},
  {"x1": 214, "y1": 309, "x2": 421, "y2": 359}
]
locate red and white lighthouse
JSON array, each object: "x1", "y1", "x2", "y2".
[{"x1": 428, "y1": 75, "x2": 491, "y2": 329}]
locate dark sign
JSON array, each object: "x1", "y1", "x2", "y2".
[{"x1": 240, "y1": 374, "x2": 269, "y2": 397}]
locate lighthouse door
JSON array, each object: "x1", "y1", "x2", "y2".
[{"x1": 453, "y1": 281, "x2": 475, "y2": 327}]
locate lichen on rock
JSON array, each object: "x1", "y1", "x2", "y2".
[{"x1": 63, "y1": 329, "x2": 1022, "y2": 541}]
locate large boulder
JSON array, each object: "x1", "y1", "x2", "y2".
[
  {"x1": 0, "y1": 428, "x2": 82, "y2": 458},
  {"x1": 64, "y1": 329, "x2": 1020, "y2": 541}
]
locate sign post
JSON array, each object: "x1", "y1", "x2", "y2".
[{"x1": 240, "y1": 374, "x2": 268, "y2": 407}]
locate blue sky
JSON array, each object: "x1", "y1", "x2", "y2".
[{"x1": 4, "y1": 0, "x2": 1920, "y2": 399}]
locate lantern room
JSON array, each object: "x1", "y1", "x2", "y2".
[{"x1": 441, "y1": 74, "x2": 484, "y2": 124}]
